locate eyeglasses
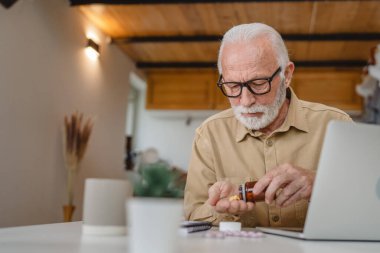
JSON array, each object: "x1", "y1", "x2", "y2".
[{"x1": 217, "y1": 66, "x2": 282, "y2": 98}]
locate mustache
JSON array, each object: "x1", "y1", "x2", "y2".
[{"x1": 233, "y1": 104, "x2": 268, "y2": 114}]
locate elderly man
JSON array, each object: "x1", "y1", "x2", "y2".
[{"x1": 184, "y1": 23, "x2": 352, "y2": 228}]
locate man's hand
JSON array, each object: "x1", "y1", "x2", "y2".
[
  {"x1": 207, "y1": 181, "x2": 254, "y2": 214},
  {"x1": 253, "y1": 163, "x2": 315, "y2": 208}
]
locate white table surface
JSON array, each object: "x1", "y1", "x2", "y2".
[{"x1": 0, "y1": 222, "x2": 380, "y2": 253}]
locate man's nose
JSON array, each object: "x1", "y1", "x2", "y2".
[{"x1": 239, "y1": 87, "x2": 256, "y2": 107}]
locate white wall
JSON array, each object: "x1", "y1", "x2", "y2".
[
  {"x1": 132, "y1": 75, "x2": 220, "y2": 170},
  {"x1": 0, "y1": 0, "x2": 134, "y2": 227}
]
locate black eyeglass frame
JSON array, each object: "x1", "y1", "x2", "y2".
[{"x1": 217, "y1": 66, "x2": 282, "y2": 98}]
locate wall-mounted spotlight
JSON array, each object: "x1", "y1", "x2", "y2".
[
  {"x1": 85, "y1": 38, "x2": 100, "y2": 60},
  {"x1": 0, "y1": 0, "x2": 18, "y2": 9}
]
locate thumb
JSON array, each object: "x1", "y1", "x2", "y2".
[
  {"x1": 208, "y1": 181, "x2": 235, "y2": 206},
  {"x1": 207, "y1": 183, "x2": 222, "y2": 206}
]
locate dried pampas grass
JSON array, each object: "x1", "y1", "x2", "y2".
[{"x1": 63, "y1": 112, "x2": 94, "y2": 206}]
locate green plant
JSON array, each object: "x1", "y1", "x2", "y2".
[{"x1": 132, "y1": 162, "x2": 185, "y2": 198}]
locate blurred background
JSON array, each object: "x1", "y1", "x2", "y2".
[{"x1": 1, "y1": 0, "x2": 379, "y2": 227}]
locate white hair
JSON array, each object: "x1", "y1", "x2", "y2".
[{"x1": 217, "y1": 23, "x2": 289, "y2": 76}]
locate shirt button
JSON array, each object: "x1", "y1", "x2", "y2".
[
  {"x1": 272, "y1": 215, "x2": 280, "y2": 222},
  {"x1": 266, "y1": 139, "x2": 273, "y2": 147}
]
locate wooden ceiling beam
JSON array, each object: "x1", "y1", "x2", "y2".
[
  {"x1": 136, "y1": 60, "x2": 367, "y2": 69},
  {"x1": 137, "y1": 62, "x2": 216, "y2": 68},
  {"x1": 70, "y1": 0, "x2": 370, "y2": 6},
  {"x1": 113, "y1": 35, "x2": 220, "y2": 43},
  {"x1": 113, "y1": 33, "x2": 380, "y2": 43}
]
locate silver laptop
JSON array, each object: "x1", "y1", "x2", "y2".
[{"x1": 257, "y1": 121, "x2": 380, "y2": 241}]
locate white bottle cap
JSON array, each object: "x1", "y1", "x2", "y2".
[{"x1": 219, "y1": 221, "x2": 242, "y2": 232}]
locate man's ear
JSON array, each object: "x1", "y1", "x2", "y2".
[{"x1": 284, "y1": 62, "x2": 295, "y2": 88}]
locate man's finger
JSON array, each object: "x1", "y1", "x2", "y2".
[
  {"x1": 208, "y1": 183, "x2": 223, "y2": 206},
  {"x1": 280, "y1": 190, "x2": 303, "y2": 208},
  {"x1": 246, "y1": 201, "x2": 255, "y2": 211},
  {"x1": 238, "y1": 200, "x2": 255, "y2": 213},
  {"x1": 264, "y1": 174, "x2": 291, "y2": 204},
  {"x1": 208, "y1": 182, "x2": 233, "y2": 205},
  {"x1": 215, "y1": 198, "x2": 230, "y2": 213},
  {"x1": 227, "y1": 200, "x2": 240, "y2": 214},
  {"x1": 252, "y1": 174, "x2": 273, "y2": 195},
  {"x1": 253, "y1": 166, "x2": 286, "y2": 195},
  {"x1": 275, "y1": 180, "x2": 302, "y2": 207}
]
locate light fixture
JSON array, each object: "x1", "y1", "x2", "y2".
[
  {"x1": 85, "y1": 38, "x2": 100, "y2": 60},
  {"x1": 0, "y1": 0, "x2": 18, "y2": 9}
]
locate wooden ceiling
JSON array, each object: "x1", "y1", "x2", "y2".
[{"x1": 72, "y1": 0, "x2": 380, "y2": 70}]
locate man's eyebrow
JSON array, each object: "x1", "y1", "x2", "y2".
[{"x1": 224, "y1": 73, "x2": 269, "y2": 82}]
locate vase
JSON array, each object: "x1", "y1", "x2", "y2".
[
  {"x1": 63, "y1": 205, "x2": 75, "y2": 222},
  {"x1": 127, "y1": 197, "x2": 183, "y2": 253},
  {"x1": 82, "y1": 178, "x2": 132, "y2": 235}
]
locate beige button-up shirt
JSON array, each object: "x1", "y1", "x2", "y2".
[{"x1": 184, "y1": 89, "x2": 352, "y2": 227}]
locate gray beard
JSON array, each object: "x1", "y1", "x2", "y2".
[{"x1": 232, "y1": 79, "x2": 287, "y2": 130}]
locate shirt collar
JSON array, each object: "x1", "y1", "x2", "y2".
[{"x1": 235, "y1": 87, "x2": 309, "y2": 143}]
